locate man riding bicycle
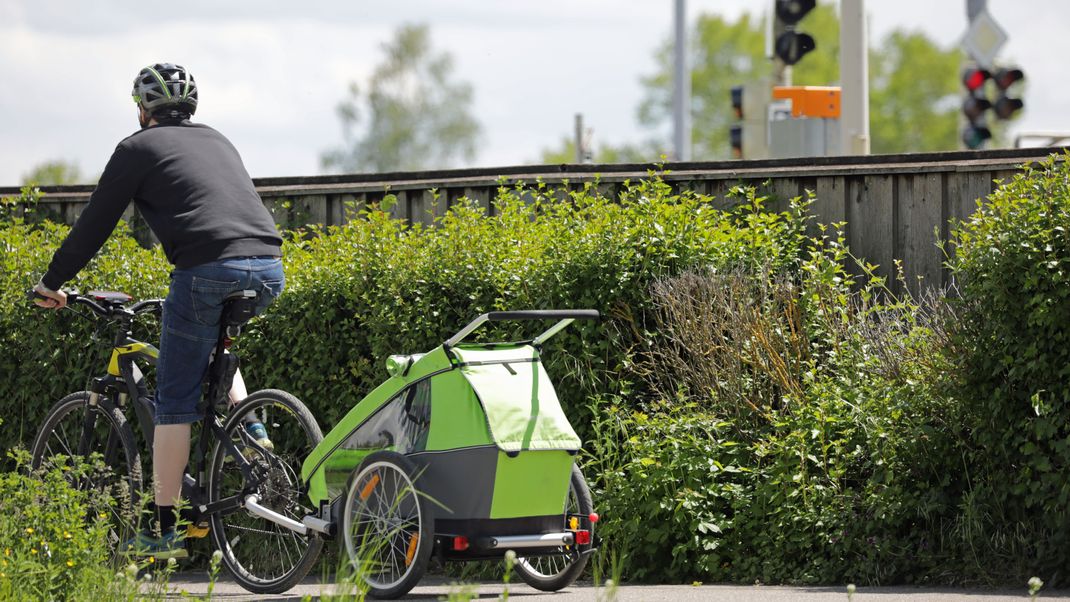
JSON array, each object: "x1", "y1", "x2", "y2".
[{"x1": 33, "y1": 63, "x2": 283, "y2": 558}]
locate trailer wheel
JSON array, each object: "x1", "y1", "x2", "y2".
[
  {"x1": 514, "y1": 464, "x2": 593, "y2": 592},
  {"x1": 340, "y1": 451, "x2": 433, "y2": 599}
]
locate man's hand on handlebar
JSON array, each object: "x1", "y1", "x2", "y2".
[{"x1": 33, "y1": 281, "x2": 67, "y2": 310}]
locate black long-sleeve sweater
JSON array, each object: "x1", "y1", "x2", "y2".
[{"x1": 41, "y1": 120, "x2": 282, "y2": 290}]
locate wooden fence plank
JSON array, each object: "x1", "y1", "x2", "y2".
[
  {"x1": 848, "y1": 174, "x2": 896, "y2": 290},
  {"x1": 897, "y1": 173, "x2": 945, "y2": 296},
  {"x1": 812, "y1": 175, "x2": 846, "y2": 236}
]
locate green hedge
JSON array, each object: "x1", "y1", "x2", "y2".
[
  {"x1": 0, "y1": 190, "x2": 170, "y2": 459},
  {"x1": 0, "y1": 178, "x2": 805, "y2": 460},
  {"x1": 946, "y1": 152, "x2": 1070, "y2": 581}
]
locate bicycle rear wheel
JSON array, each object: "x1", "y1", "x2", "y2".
[
  {"x1": 208, "y1": 389, "x2": 324, "y2": 594},
  {"x1": 514, "y1": 464, "x2": 593, "y2": 592},
  {"x1": 30, "y1": 391, "x2": 143, "y2": 549}
]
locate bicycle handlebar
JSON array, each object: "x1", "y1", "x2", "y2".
[{"x1": 27, "y1": 290, "x2": 163, "y2": 320}]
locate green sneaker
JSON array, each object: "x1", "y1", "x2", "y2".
[{"x1": 121, "y1": 529, "x2": 188, "y2": 559}]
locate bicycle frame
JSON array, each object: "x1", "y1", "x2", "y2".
[{"x1": 71, "y1": 295, "x2": 276, "y2": 528}]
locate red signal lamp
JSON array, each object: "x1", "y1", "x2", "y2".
[{"x1": 962, "y1": 67, "x2": 990, "y2": 92}]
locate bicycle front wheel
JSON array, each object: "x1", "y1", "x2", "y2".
[
  {"x1": 208, "y1": 389, "x2": 324, "y2": 595},
  {"x1": 29, "y1": 391, "x2": 143, "y2": 549}
]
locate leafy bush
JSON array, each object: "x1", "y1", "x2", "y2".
[
  {"x1": 945, "y1": 152, "x2": 1070, "y2": 582},
  {"x1": 0, "y1": 453, "x2": 135, "y2": 600},
  {"x1": 0, "y1": 176, "x2": 804, "y2": 457},
  {"x1": 586, "y1": 230, "x2": 963, "y2": 585},
  {"x1": 0, "y1": 207, "x2": 169, "y2": 465}
]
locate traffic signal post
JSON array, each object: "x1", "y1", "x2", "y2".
[
  {"x1": 960, "y1": 2, "x2": 1024, "y2": 149},
  {"x1": 732, "y1": 0, "x2": 857, "y2": 160}
]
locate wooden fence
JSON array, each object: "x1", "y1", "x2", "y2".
[{"x1": 4, "y1": 146, "x2": 1066, "y2": 295}]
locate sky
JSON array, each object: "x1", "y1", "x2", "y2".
[{"x1": 1, "y1": 0, "x2": 1067, "y2": 185}]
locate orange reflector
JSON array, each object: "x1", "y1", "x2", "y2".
[
  {"x1": 575, "y1": 530, "x2": 591, "y2": 545},
  {"x1": 360, "y1": 474, "x2": 380, "y2": 501},
  {"x1": 405, "y1": 533, "x2": 420, "y2": 566},
  {"x1": 452, "y1": 536, "x2": 470, "y2": 551},
  {"x1": 589, "y1": 513, "x2": 600, "y2": 524},
  {"x1": 569, "y1": 516, "x2": 579, "y2": 530}
]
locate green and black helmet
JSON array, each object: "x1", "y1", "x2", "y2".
[{"x1": 132, "y1": 63, "x2": 197, "y2": 117}]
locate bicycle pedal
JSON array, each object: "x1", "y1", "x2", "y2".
[{"x1": 186, "y1": 524, "x2": 210, "y2": 539}]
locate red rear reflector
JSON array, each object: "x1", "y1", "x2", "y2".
[
  {"x1": 588, "y1": 513, "x2": 600, "y2": 524},
  {"x1": 575, "y1": 530, "x2": 591, "y2": 545},
  {"x1": 452, "y1": 536, "x2": 469, "y2": 551}
]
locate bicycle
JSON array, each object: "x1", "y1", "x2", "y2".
[{"x1": 29, "y1": 288, "x2": 326, "y2": 594}]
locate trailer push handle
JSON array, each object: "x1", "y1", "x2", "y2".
[{"x1": 444, "y1": 310, "x2": 600, "y2": 348}]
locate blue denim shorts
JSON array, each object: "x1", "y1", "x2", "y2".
[{"x1": 154, "y1": 256, "x2": 284, "y2": 425}]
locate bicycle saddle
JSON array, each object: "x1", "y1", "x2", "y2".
[{"x1": 222, "y1": 290, "x2": 259, "y2": 328}]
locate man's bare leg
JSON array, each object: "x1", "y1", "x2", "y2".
[
  {"x1": 152, "y1": 370, "x2": 246, "y2": 516},
  {"x1": 153, "y1": 423, "x2": 191, "y2": 507}
]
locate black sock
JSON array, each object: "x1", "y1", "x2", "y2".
[{"x1": 157, "y1": 504, "x2": 176, "y2": 535}]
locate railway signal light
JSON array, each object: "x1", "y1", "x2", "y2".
[
  {"x1": 960, "y1": 65, "x2": 993, "y2": 149},
  {"x1": 961, "y1": 123, "x2": 992, "y2": 150},
  {"x1": 730, "y1": 125, "x2": 743, "y2": 158},
  {"x1": 730, "y1": 85, "x2": 744, "y2": 158},
  {"x1": 962, "y1": 94, "x2": 991, "y2": 122},
  {"x1": 773, "y1": 0, "x2": 817, "y2": 66},
  {"x1": 992, "y1": 66, "x2": 1025, "y2": 120},
  {"x1": 962, "y1": 67, "x2": 990, "y2": 92}
]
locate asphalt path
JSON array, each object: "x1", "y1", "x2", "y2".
[{"x1": 166, "y1": 573, "x2": 1070, "y2": 601}]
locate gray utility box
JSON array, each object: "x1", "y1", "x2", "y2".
[{"x1": 769, "y1": 117, "x2": 842, "y2": 158}]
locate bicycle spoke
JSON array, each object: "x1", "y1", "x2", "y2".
[{"x1": 210, "y1": 395, "x2": 321, "y2": 589}]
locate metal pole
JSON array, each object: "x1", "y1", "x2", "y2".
[
  {"x1": 672, "y1": 0, "x2": 691, "y2": 161},
  {"x1": 574, "y1": 113, "x2": 584, "y2": 163},
  {"x1": 839, "y1": 0, "x2": 870, "y2": 155},
  {"x1": 966, "y1": 0, "x2": 986, "y2": 21}
]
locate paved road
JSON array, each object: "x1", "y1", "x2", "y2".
[{"x1": 167, "y1": 573, "x2": 1070, "y2": 601}]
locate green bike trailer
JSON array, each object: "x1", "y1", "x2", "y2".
[{"x1": 300, "y1": 310, "x2": 600, "y2": 599}]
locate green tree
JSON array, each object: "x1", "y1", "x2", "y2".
[
  {"x1": 21, "y1": 160, "x2": 84, "y2": 186},
  {"x1": 637, "y1": 3, "x2": 963, "y2": 158},
  {"x1": 321, "y1": 24, "x2": 482, "y2": 173},
  {"x1": 868, "y1": 31, "x2": 961, "y2": 153}
]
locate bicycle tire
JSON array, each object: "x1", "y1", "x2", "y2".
[
  {"x1": 513, "y1": 464, "x2": 593, "y2": 592},
  {"x1": 207, "y1": 389, "x2": 324, "y2": 595},
  {"x1": 30, "y1": 391, "x2": 143, "y2": 549}
]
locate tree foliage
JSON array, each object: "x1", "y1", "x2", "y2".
[
  {"x1": 321, "y1": 24, "x2": 481, "y2": 173},
  {"x1": 21, "y1": 160, "x2": 86, "y2": 186}
]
